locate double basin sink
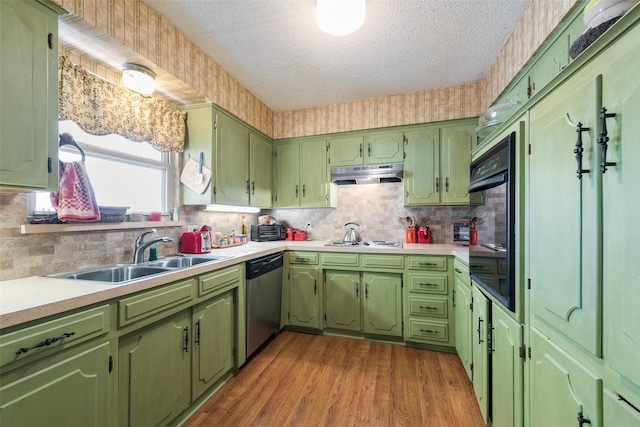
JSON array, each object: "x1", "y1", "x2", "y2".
[{"x1": 47, "y1": 254, "x2": 231, "y2": 284}]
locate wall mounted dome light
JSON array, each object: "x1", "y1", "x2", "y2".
[
  {"x1": 122, "y1": 63, "x2": 156, "y2": 95},
  {"x1": 317, "y1": 0, "x2": 366, "y2": 36}
]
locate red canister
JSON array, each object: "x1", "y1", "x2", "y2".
[
  {"x1": 285, "y1": 227, "x2": 294, "y2": 241},
  {"x1": 417, "y1": 226, "x2": 431, "y2": 244}
]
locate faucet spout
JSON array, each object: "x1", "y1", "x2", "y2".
[{"x1": 133, "y1": 229, "x2": 173, "y2": 263}]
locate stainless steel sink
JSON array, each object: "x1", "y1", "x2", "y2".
[
  {"x1": 47, "y1": 254, "x2": 232, "y2": 283},
  {"x1": 50, "y1": 265, "x2": 172, "y2": 283}
]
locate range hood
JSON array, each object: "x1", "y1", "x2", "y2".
[{"x1": 331, "y1": 163, "x2": 403, "y2": 185}]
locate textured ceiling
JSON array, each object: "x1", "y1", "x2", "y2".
[{"x1": 145, "y1": 0, "x2": 533, "y2": 112}]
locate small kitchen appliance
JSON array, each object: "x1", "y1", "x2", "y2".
[
  {"x1": 250, "y1": 224, "x2": 286, "y2": 242},
  {"x1": 452, "y1": 220, "x2": 470, "y2": 245},
  {"x1": 417, "y1": 226, "x2": 431, "y2": 244},
  {"x1": 181, "y1": 225, "x2": 212, "y2": 254}
]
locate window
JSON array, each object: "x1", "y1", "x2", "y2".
[{"x1": 33, "y1": 121, "x2": 175, "y2": 215}]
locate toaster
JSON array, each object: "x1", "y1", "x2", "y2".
[
  {"x1": 250, "y1": 224, "x2": 286, "y2": 241},
  {"x1": 181, "y1": 226, "x2": 212, "y2": 253}
]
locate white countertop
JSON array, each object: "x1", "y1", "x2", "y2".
[{"x1": 0, "y1": 241, "x2": 467, "y2": 330}]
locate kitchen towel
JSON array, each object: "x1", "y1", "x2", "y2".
[
  {"x1": 180, "y1": 157, "x2": 212, "y2": 194},
  {"x1": 51, "y1": 161, "x2": 101, "y2": 222}
]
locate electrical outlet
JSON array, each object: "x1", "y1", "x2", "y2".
[{"x1": 306, "y1": 222, "x2": 312, "y2": 228}]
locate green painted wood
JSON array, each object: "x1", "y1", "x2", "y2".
[
  {"x1": 182, "y1": 105, "x2": 216, "y2": 205},
  {"x1": 119, "y1": 310, "x2": 191, "y2": 427},
  {"x1": 289, "y1": 265, "x2": 321, "y2": 329},
  {"x1": 600, "y1": 23, "x2": 640, "y2": 390},
  {"x1": 361, "y1": 254, "x2": 404, "y2": 270},
  {"x1": 491, "y1": 304, "x2": 523, "y2": 427},
  {"x1": 404, "y1": 125, "x2": 441, "y2": 205},
  {"x1": 198, "y1": 264, "x2": 242, "y2": 299},
  {"x1": 529, "y1": 64, "x2": 601, "y2": 356},
  {"x1": 406, "y1": 255, "x2": 448, "y2": 271},
  {"x1": 249, "y1": 132, "x2": 273, "y2": 208},
  {"x1": 300, "y1": 138, "x2": 329, "y2": 207},
  {"x1": 328, "y1": 135, "x2": 364, "y2": 166},
  {"x1": 274, "y1": 142, "x2": 300, "y2": 207},
  {"x1": 408, "y1": 295, "x2": 447, "y2": 318},
  {"x1": 530, "y1": 327, "x2": 603, "y2": 427},
  {"x1": 454, "y1": 272, "x2": 473, "y2": 380},
  {"x1": 364, "y1": 130, "x2": 404, "y2": 165},
  {"x1": 288, "y1": 251, "x2": 318, "y2": 265},
  {"x1": 603, "y1": 389, "x2": 640, "y2": 426},
  {"x1": 118, "y1": 279, "x2": 195, "y2": 327},
  {"x1": 406, "y1": 318, "x2": 450, "y2": 343},
  {"x1": 215, "y1": 111, "x2": 250, "y2": 206},
  {"x1": 319, "y1": 252, "x2": 360, "y2": 267},
  {"x1": 0, "y1": 0, "x2": 59, "y2": 190},
  {"x1": 0, "y1": 341, "x2": 110, "y2": 427},
  {"x1": 472, "y1": 285, "x2": 489, "y2": 424},
  {"x1": 324, "y1": 270, "x2": 361, "y2": 331},
  {"x1": 192, "y1": 291, "x2": 234, "y2": 399},
  {"x1": 362, "y1": 272, "x2": 402, "y2": 337},
  {"x1": 440, "y1": 124, "x2": 474, "y2": 204}
]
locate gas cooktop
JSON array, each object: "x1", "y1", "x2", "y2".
[{"x1": 324, "y1": 240, "x2": 400, "y2": 248}]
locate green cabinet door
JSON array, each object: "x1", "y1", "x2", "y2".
[
  {"x1": 472, "y1": 285, "x2": 489, "y2": 424},
  {"x1": 404, "y1": 125, "x2": 441, "y2": 205},
  {"x1": 192, "y1": 291, "x2": 235, "y2": 399},
  {"x1": 325, "y1": 270, "x2": 361, "y2": 331},
  {"x1": 362, "y1": 272, "x2": 403, "y2": 337},
  {"x1": 440, "y1": 124, "x2": 474, "y2": 204},
  {"x1": 182, "y1": 105, "x2": 215, "y2": 205},
  {"x1": 289, "y1": 265, "x2": 321, "y2": 329},
  {"x1": 249, "y1": 132, "x2": 272, "y2": 208},
  {"x1": 454, "y1": 275, "x2": 473, "y2": 380},
  {"x1": 530, "y1": 327, "x2": 602, "y2": 427},
  {"x1": 328, "y1": 135, "x2": 363, "y2": 166},
  {"x1": 300, "y1": 138, "x2": 329, "y2": 207},
  {"x1": 603, "y1": 389, "x2": 640, "y2": 427},
  {"x1": 119, "y1": 310, "x2": 191, "y2": 427},
  {"x1": 365, "y1": 131, "x2": 404, "y2": 165},
  {"x1": 0, "y1": 0, "x2": 60, "y2": 190},
  {"x1": 600, "y1": 23, "x2": 640, "y2": 389},
  {"x1": 529, "y1": 65, "x2": 601, "y2": 356},
  {"x1": 215, "y1": 111, "x2": 250, "y2": 206},
  {"x1": 491, "y1": 304, "x2": 523, "y2": 427},
  {"x1": 0, "y1": 342, "x2": 109, "y2": 427},
  {"x1": 274, "y1": 142, "x2": 300, "y2": 207}
]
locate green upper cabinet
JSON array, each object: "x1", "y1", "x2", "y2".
[
  {"x1": 598, "y1": 22, "x2": 640, "y2": 391},
  {"x1": 0, "y1": 0, "x2": 62, "y2": 190},
  {"x1": 404, "y1": 119, "x2": 475, "y2": 206},
  {"x1": 249, "y1": 132, "x2": 273, "y2": 208},
  {"x1": 528, "y1": 59, "x2": 601, "y2": 356},
  {"x1": 274, "y1": 137, "x2": 334, "y2": 208},
  {"x1": 328, "y1": 130, "x2": 404, "y2": 167},
  {"x1": 182, "y1": 103, "x2": 272, "y2": 207}
]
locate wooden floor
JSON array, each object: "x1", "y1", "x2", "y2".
[{"x1": 185, "y1": 331, "x2": 485, "y2": 427}]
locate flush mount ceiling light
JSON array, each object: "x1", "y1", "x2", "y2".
[
  {"x1": 122, "y1": 63, "x2": 156, "y2": 95},
  {"x1": 317, "y1": 0, "x2": 366, "y2": 36}
]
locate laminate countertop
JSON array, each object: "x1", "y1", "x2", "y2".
[{"x1": 0, "y1": 241, "x2": 468, "y2": 330}]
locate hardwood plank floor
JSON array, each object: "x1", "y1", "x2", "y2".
[{"x1": 185, "y1": 331, "x2": 485, "y2": 427}]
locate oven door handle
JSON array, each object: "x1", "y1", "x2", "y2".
[{"x1": 468, "y1": 172, "x2": 507, "y2": 193}]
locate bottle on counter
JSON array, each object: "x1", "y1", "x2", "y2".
[{"x1": 241, "y1": 214, "x2": 247, "y2": 234}]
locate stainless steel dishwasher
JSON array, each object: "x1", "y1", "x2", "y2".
[{"x1": 246, "y1": 252, "x2": 283, "y2": 357}]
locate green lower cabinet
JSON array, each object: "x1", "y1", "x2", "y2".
[
  {"x1": 530, "y1": 327, "x2": 602, "y2": 427},
  {"x1": 603, "y1": 389, "x2": 640, "y2": 426},
  {"x1": 454, "y1": 273, "x2": 473, "y2": 380},
  {"x1": 192, "y1": 291, "x2": 235, "y2": 399},
  {"x1": 491, "y1": 304, "x2": 523, "y2": 427},
  {"x1": 362, "y1": 272, "x2": 402, "y2": 337},
  {"x1": 289, "y1": 265, "x2": 322, "y2": 329},
  {"x1": 472, "y1": 286, "x2": 490, "y2": 424},
  {"x1": 0, "y1": 341, "x2": 110, "y2": 427},
  {"x1": 119, "y1": 310, "x2": 192, "y2": 427},
  {"x1": 325, "y1": 270, "x2": 361, "y2": 332}
]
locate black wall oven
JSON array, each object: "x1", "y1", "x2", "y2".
[{"x1": 468, "y1": 132, "x2": 516, "y2": 312}]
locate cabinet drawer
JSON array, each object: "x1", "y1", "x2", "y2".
[
  {"x1": 118, "y1": 279, "x2": 195, "y2": 327},
  {"x1": 408, "y1": 296, "x2": 448, "y2": 319},
  {"x1": 199, "y1": 264, "x2": 242, "y2": 298},
  {"x1": 320, "y1": 252, "x2": 360, "y2": 267},
  {"x1": 408, "y1": 273, "x2": 448, "y2": 295},
  {"x1": 289, "y1": 251, "x2": 318, "y2": 265},
  {"x1": 454, "y1": 258, "x2": 469, "y2": 277},
  {"x1": 407, "y1": 256, "x2": 448, "y2": 271},
  {"x1": 361, "y1": 254, "x2": 404, "y2": 270},
  {"x1": 1, "y1": 305, "x2": 110, "y2": 369},
  {"x1": 407, "y1": 319, "x2": 450, "y2": 344},
  {"x1": 469, "y1": 258, "x2": 495, "y2": 274}
]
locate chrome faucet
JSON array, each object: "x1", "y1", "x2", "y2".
[{"x1": 133, "y1": 229, "x2": 173, "y2": 264}]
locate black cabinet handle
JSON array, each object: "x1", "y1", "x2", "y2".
[
  {"x1": 435, "y1": 177, "x2": 439, "y2": 192},
  {"x1": 573, "y1": 122, "x2": 591, "y2": 180},
  {"x1": 452, "y1": 289, "x2": 456, "y2": 307},
  {"x1": 295, "y1": 184, "x2": 299, "y2": 198},
  {"x1": 359, "y1": 143, "x2": 363, "y2": 158},
  {"x1": 445, "y1": 177, "x2": 449, "y2": 192},
  {"x1": 368, "y1": 143, "x2": 371, "y2": 157},
  {"x1": 454, "y1": 267, "x2": 463, "y2": 274},
  {"x1": 598, "y1": 107, "x2": 617, "y2": 173},
  {"x1": 577, "y1": 412, "x2": 592, "y2": 426},
  {"x1": 251, "y1": 181, "x2": 255, "y2": 195},
  {"x1": 314, "y1": 279, "x2": 317, "y2": 294},
  {"x1": 418, "y1": 305, "x2": 438, "y2": 311},
  {"x1": 420, "y1": 329, "x2": 438, "y2": 334},
  {"x1": 15, "y1": 332, "x2": 76, "y2": 355},
  {"x1": 246, "y1": 180, "x2": 250, "y2": 194},
  {"x1": 303, "y1": 184, "x2": 306, "y2": 197},
  {"x1": 355, "y1": 282, "x2": 359, "y2": 297},
  {"x1": 365, "y1": 283, "x2": 369, "y2": 299},
  {"x1": 477, "y1": 318, "x2": 484, "y2": 344},
  {"x1": 419, "y1": 282, "x2": 437, "y2": 287},
  {"x1": 183, "y1": 327, "x2": 189, "y2": 352},
  {"x1": 195, "y1": 320, "x2": 201, "y2": 345}
]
